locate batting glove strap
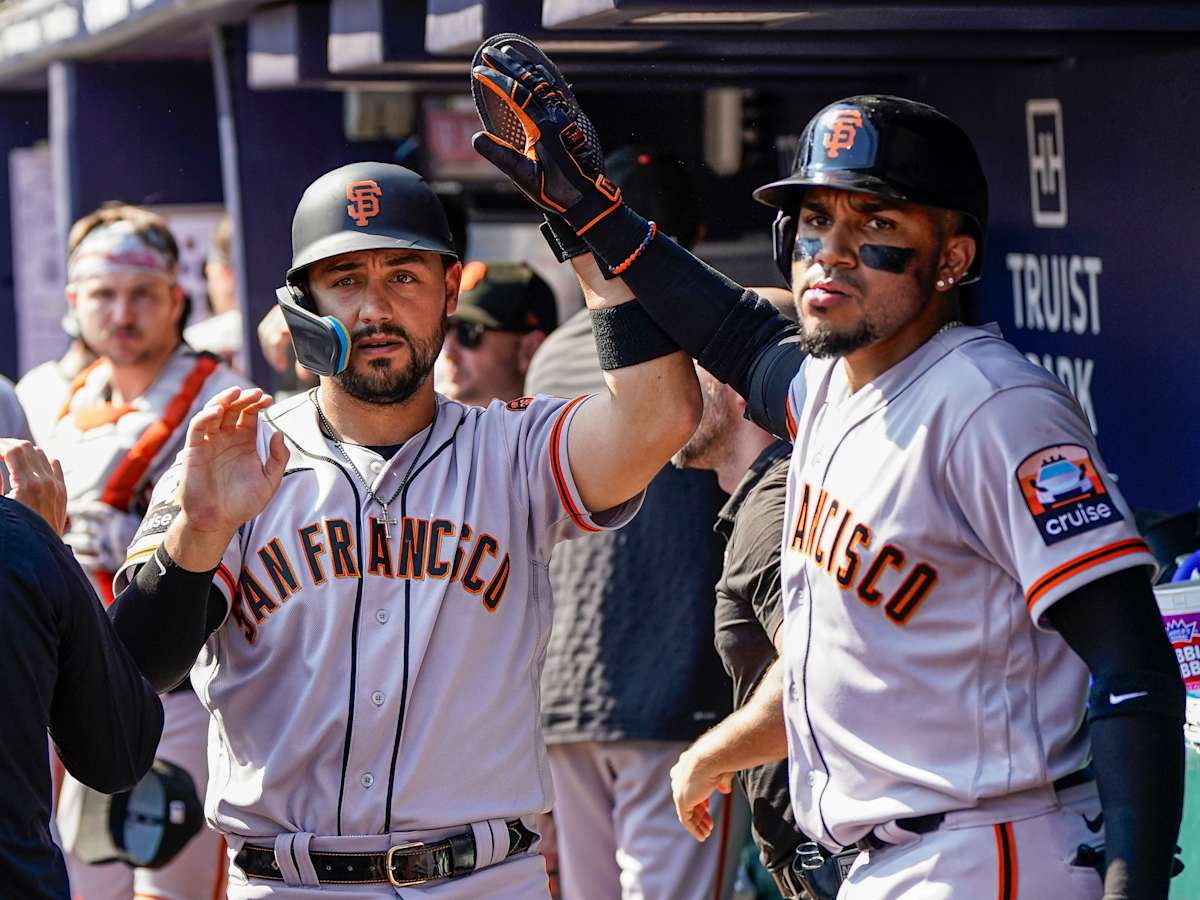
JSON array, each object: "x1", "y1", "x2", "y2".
[{"x1": 539, "y1": 215, "x2": 588, "y2": 263}]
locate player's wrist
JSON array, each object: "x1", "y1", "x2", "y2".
[{"x1": 165, "y1": 514, "x2": 234, "y2": 572}]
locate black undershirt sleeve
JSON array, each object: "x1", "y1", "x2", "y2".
[
  {"x1": 108, "y1": 545, "x2": 229, "y2": 694},
  {"x1": 583, "y1": 205, "x2": 804, "y2": 440},
  {"x1": 1046, "y1": 566, "x2": 1185, "y2": 900}
]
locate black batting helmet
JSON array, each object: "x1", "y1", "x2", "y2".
[
  {"x1": 277, "y1": 162, "x2": 460, "y2": 376},
  {"x1": 287, "y1": 162, "x2": 458, "y2": 283},
  {"x1": 754, "y1": 95, "x2": 988, "y2": 286}
]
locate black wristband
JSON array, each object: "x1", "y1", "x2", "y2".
[{"x1": 590, "y1": 302, "x2": 679, "y2": 370}]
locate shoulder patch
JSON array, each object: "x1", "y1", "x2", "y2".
[
  {"x1": 134, "y1": 499, "x2": 180, "y2": 542},
  {"x1": 1016, "y1": 443, "x2": 1123, "y2": 546},
  {"x1": 506, "y1": 396, "x2": 534, "y2": 411}
]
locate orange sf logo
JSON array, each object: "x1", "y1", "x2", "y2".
[
  {"x1": 346, "y1": 180, "x2": 383, "y2": 227},
  {"x1": 823, "y1": 110, "x2": 864, "y2": 159}
]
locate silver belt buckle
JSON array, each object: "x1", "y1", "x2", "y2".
[
  {"x1": 385, "y1": 841, "x2": 431, "y2": 887},
  {"x1": 796, "y1": 841, "x2": 826, "y2": 870}
]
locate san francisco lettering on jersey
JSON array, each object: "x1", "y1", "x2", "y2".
[
  {"x1": 787, "y1": 481, "x2": 939, "y2": 626},
  {"x1": 230, "y1": 514, "x2": 511, "y2": 643}
]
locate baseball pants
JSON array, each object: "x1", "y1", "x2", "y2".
[
  {"x1": 547, "y1": 740, "x2": 748, "y2": 900},
  {"x1": 837, "y1": 783, "x2": 1104, "y2": 899},
  {"x1": 61, "y1": 689, "x2": 227, "y2": 900}
]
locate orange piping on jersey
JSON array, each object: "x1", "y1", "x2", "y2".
[
  {"x1": 215, "y1": 563, "x2": 237, "y2": 600},
  {"x1": 211, "y1": 835, "x2": 229, "y2": 900},
  {"x1": 56, "y1": 358, "x2": 104, "y2": 422},
  {"x1": 550, "y1": 395, "x2": 601, "y2": 533},
  {"x1": 993, "y1": 821, "x2": 1017, "y2": 900},
  {"x1": 711, "y1": 791, "x2": 732, "y2": 900},
  {"x1": 1024, "y1": 538, "x2": 1151, "y2": 613},
  {"x1": 99, "y1": 356, "x2": 219, "y2": 512},
  {"x1": 784, "y1": 396, "x2": 797, "y2": 441}
]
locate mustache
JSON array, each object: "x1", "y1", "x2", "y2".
[{"x1": 351, "y1": 324, "x2": 410, "y2": 343}]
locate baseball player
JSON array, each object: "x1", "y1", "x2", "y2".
[
  {"x1": 105, "y1": 160, "x2": 701, "y2": 898},
  {"x1": 46, "y1": 203, "x2": 242, "y2": 899},
  {"x1": 470, "y1": 40, "x2": 1184, "y2": 900}
]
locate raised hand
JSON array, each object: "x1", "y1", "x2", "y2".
[
  {"x1": 0, "y1": 439, "x2": 67, "y2": 534},
  {"x1": 174, "y1": 387, "x2": 289, "y2": 543},
  {"x1": 470, "y1": 39, "x2": 621, "y2": 235}
]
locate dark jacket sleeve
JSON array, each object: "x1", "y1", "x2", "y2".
[{"x1": 30, "y1": 508, "x2": 165, "y2": 794}]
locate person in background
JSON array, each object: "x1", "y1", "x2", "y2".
[
  {"x1": 185, "y1": 215, "x2": 244, "y2": 373},
  {"x1": 442, "y1": 261, "x2": 557, "y2": 408},
  {"x1": 17, "y1": 313, "x2": 97, "y2": 445},
  {"x1": 46, "y1": 202, "x2": 244, "y2": 900},
  {"x1": 667, "y1": 296, "x2": 842, "y2": 899},
  {"x1": 523, "y1": 147, "x2": 745, "y2": 900},
  {"x1": 0, "y1": 437, "x2": 163, "y2": 899}
]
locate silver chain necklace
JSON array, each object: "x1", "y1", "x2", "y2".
[
  {"x1": 312, "y1": 390, "x2": 438, "y2": 538},
  {"x1": 935, "y1": 320, "x2": 963, "y2": 336}
]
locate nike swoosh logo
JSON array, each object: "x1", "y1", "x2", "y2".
[
  {"x1": 1109, "y1": 690, "x2": 1148, "y2": 705},
  {"x1": 154, "y1": 554, "x2": 167, "y2": 577},
  {"x1": 1083, "y1": 813, "x2": 1103, "y2": 833}
]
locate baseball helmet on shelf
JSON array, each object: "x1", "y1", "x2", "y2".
[
  {"x1": 753, "y1": 95, "x2": 988, "y2": 287},
  {"x1": 277, "y1": 162, "x2": 459, "y2": 376}
]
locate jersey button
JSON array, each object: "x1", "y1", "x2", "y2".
[
  {"x1": 371, "y1": 691, "x2": 385, "y2": 706},
  {"x1": 370, "y1": 460, "x2": 383, "y2": 473},
  {"x1": 360, "y1": 773, "x2": 374, "y2": 788},
  {"x1": 375, "y1": 609, "x2": 389, "y2": 624},
  {"x1": 807, "y1": 771, "x2": 817, "y2": 787}
]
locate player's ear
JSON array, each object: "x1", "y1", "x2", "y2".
[
  {"x1": 939, "y1": 232, "x2": 976, "y2": 286},
  {"x1": 443, "y1": 258, "x2": 462, "y2": 317}
]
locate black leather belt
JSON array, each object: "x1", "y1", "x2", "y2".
[
  {"x1": 234, "y1": 819, "x2": 537, "y2": 887},
  {"x1": 854, "y1": 767, "x2": 1095, "y2": 854}
]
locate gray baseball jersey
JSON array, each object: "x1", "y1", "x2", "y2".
[
  {"x1": 115, "y1": 389, "x2": 640, "y2": 843},
  {"x1": 778, "y1": 324, "x2": 1154, "y2": 849}
]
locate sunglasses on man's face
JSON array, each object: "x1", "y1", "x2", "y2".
[{"x1": 449, "y1": 320, "x2": 490, "y2": 350}]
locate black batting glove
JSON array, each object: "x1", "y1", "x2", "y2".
[{"x1": 470, "y1": 43, "x2": 623, "y2": 236}]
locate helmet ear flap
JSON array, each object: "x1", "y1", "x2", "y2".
[
  {"x1": 772, "y1": 211, "x2": 797, "y2": 288},
  {"x1": 274, "y1": 284, "x2": 351, "y2": 376}
]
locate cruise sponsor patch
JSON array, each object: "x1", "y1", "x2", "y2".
[
  {"x1": 1016, "y1": 443, "x2": 1122, "y2": 545},
  {"x1": 134, "y1": 499, "x2": 180, "y2": 542}
]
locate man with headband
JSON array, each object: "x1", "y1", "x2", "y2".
[{"x1": 47, "y1": 203, "x2": 243, "y2": 900}]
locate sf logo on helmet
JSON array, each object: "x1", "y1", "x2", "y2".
[
  {"x1": 823, "y1": 109, "x2": 865, "y2": 159},
  {"x1": 346, "y1": 180, "x2": 383, "y2": 227}
]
